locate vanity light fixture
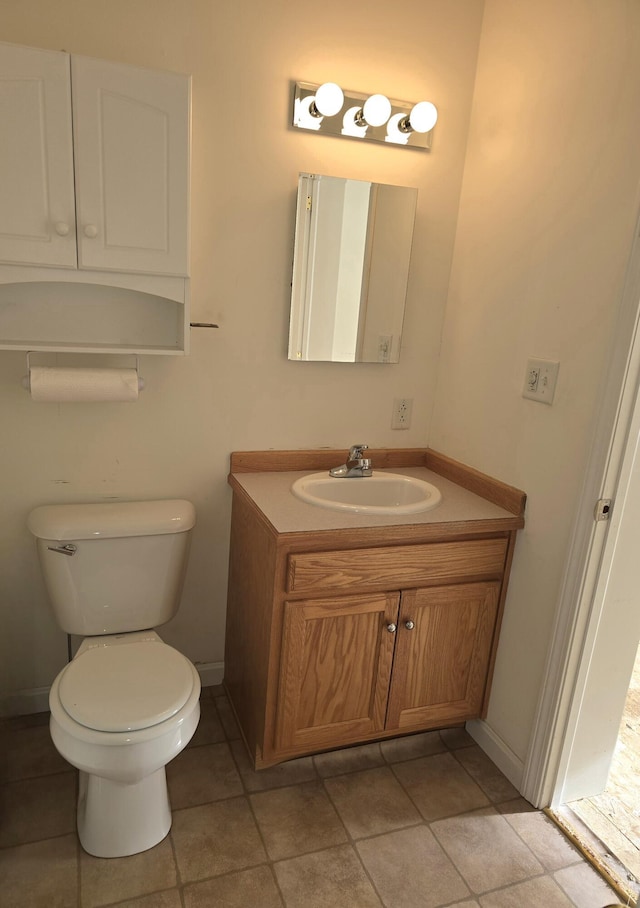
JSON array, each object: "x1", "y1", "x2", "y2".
[{"x1": 292, "y1": 81, "x2": 437, "y2": 150}]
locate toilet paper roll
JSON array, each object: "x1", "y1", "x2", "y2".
[{"x1": 29, "y1": 366, "x2": 140, "y2": 402}]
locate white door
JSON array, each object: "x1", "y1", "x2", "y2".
[
  {"x1": 71, "y1": 55, "x2": 190, "y2": 276},
  {"x1": 557, "y1": 400, "x2": 640, "y2": 803},
  {"x1": 522, "y1": 211, "x2": 640, "y2": 808},
  {"x1": 0, "y1": 43, "x2": 76, "y2": 268}
]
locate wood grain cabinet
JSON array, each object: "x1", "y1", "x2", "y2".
[
  {"x1": 276, "y1": 580, "x2": 500, "y2": 755},
  {"x1": 276, "y1": 591, "x2": 399, "y2": 753},
  {"x1": 224, "y1": 449, "x2": 526, "y2": 769}
]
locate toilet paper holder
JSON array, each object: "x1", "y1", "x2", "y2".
[{"x1": 21, "y1": 353, "x2": 145, "y2": 393}]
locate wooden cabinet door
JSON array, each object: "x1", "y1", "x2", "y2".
[
  {"x1": 275, "y1": 592, "x2": 400, "y2": 753},
  {"x1": 0, "y1": 44, "x2": 76, "y2": 268},
  {"x1": 71, "y1": 55, "x2": 190, "y2": 276},
  {"x1": 386, "y1": 582, "x2": 500, "y2": 731}
]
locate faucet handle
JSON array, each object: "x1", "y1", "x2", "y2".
[{"x1": 348, "y1": 444, "x2": 368, "y2": 459}]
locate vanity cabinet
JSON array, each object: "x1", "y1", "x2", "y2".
[
  {"x1": 0, "y1": 42, "x2": 190, "y2": 353},
  {"x1": 224, "y1": 449, "x2": 526, "y2": 770}
]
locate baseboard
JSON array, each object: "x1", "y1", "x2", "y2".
[
  {"x1": 1, "y1": 686, "x2": 51, "y2": 718},
  {"x1": 1, "y1": 661, "x2": 226, "y2": 718},
  {"x1": 466, "y1": 718, "x2": 525, "y2": 793}
]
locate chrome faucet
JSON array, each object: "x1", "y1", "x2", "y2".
[{"x1": 329, "y1": 444, "x2": 373, "y2": 478}]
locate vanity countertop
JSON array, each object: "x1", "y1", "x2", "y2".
[{"x1": 229, "y1": 460, "x2": 525, "y2": 536}]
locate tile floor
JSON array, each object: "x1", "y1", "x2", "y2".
[{"x1": 0, "y1": 686, "x2": 623, "y2": 908}]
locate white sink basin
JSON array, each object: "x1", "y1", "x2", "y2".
[{"x1": 291, "y1": 471, "x2": 442, "y2": 515}]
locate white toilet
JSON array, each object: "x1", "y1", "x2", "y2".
[{"x1": 27, "y1": 498, "x2": 201, "y2": 859}]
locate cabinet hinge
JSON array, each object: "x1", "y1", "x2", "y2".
[
  {"x1": 306, "y1": 195, "x2": 312, "y2": 211},
  {"x1": 594, "y1": 498, "x2": 612, "y2": 521}
]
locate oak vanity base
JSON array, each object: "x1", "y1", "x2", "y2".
[{"x1": 224, "y1": 448, "x2": 525, "y2": 770}]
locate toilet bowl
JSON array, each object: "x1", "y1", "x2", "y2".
[
  {"x1": 49, "y1": 631, "x2": 201, "y2": 858},
  {"x1": 27, "y1": 498, "x2": 200, "y2": 858}
]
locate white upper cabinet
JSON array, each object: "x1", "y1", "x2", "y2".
[
  {"x1": 0, "y1": 44, "x2": 77, "y2": 268},
  {"x1": 0, "y1": 43, "x2": 191, "y2": 354},
  {"x1": 71, "y1": 55, "x2": 190, "y2": 276},
  {"x1": 0, "y1": 43, "x2": 190, "y2": 278}
]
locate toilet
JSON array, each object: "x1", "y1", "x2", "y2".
[{"x1": 27, "y1": 499, "x2": 201, "y2": 859}]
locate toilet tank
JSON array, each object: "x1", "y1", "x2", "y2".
[{"x1": 27, "y1": 500, "x2": 196, "y2": 636}]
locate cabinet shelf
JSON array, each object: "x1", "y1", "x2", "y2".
[{"x1": 0, "y1": 279, "x2": 189, "y2": 354}]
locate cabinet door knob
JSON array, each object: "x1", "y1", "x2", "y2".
[
  {"x1": 386, "y1": 623, "x2": 397, "y2": 633},
  {"x1": 83, "y1": 224, "x2": 98, "y2": 238},
  {"x1": 54, "y1": 221, "x2": 70, "y2": 236},
  {"x1": 405, "y1": 620, "x2": 415, "y2": 630}
]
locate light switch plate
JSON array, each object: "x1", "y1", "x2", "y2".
[{"x1": 522, "y1": 358, "x2": 559, "y2": 404}]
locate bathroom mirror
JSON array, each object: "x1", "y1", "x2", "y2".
[{"x1": 288, "y1": 173, "x2": 417, "y2": 363}]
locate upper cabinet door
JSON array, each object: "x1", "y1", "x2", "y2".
[
  {"x1": 0, "y1": 44, "x2": 76, "y2": 268},
  {"x1": 71, "y1": 56, "x2": 190, "y2": 276}
]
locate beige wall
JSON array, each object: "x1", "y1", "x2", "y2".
[
  {"x1": 0, "y1": 0, "x2": 484, "y2": 709},
  {"x1": 431, "y1": 0, "x2": 640, "y2": 763}
]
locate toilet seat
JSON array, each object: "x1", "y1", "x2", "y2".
[{"x1": 58, "y1": 640, "x2": 195, "y2": 732}]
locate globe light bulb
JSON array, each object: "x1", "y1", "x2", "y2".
[
  {"x1": 407, "y1": 101, "x2": 437, "y2": 133},
  {"x1": 313, "y1": 82, "x2": 344, "y2": 117},
  {"x1": 362, "y1": 93, "x2": 392, "y2": 127}
]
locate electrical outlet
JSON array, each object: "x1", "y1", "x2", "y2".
[
  {"x1": 522, "y1": 358, "x2": 559, "y2": 404},
  {"x1": 392, "y1": 397, "x2": 413, "y2": 429}
]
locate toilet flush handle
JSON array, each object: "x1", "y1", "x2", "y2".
[{"x1": 47, "y1": 543, "x2": 77, "y2": 556}]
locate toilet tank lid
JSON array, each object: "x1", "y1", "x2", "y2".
[{"x1": 27, "y1": 499, "x2": 196, "y2": 541}]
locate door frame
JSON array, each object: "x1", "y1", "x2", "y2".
[{"x1": 522, "y1": 206, "x2": 640, "y2": 808}]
